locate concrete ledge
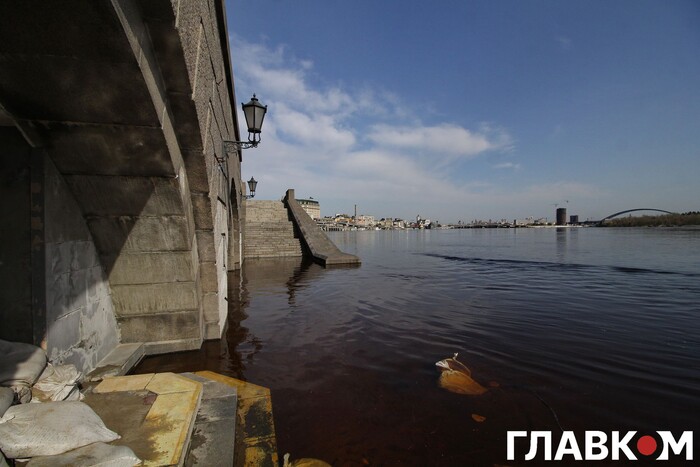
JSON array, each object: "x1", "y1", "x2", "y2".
[
  {"x1": 87, "y1": 372, "x2": 202, "y2": 466},
  {"x1": 284, "y1": 189, "x2": 360, "y2": 267},
  {"x1": 86, "y1": 342, "x2": 145, "y2": 382}
]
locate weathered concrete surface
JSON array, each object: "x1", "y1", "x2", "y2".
[
  {"x1": 284, "y1": 189, "x2": 361, "y2": 267},
  {"x1": 181, "y1": 372, "x2": 237, "y2": 467},
  {"x1": 195, "y1": 371, "x2": 278, "y2": 467},
  {"x1": 87, "y1": 372, "x2": 202, "y2": 466},
  {"x1": 87, "y1": 342, "x2": 145, "y2": 382},
  {"x1": 0, "y1": 0, "x2": 244, "y2": 364},
  {"x1": 44, "y1": 157, "x2": 120, "y2": 373}
]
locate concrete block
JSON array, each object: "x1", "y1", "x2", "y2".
[
  {"x1": 87, "y1": 343, "x2": 145, "y2": 381},
  {"x1": 196, "y1": 230, "x2": 216, "y2": 262},
  {"x1": 181, "y1": 149, "x2": 209, "y2": 193},
  {"x1": 203, "y1": 323, "x2": 222, "y2": 340},
  {"x1": 64, "y1": 175, "x2": 184, "y2": 217},
  {"x1": 185, "y1": 417, "x2": 236, "y2": 466},
  {"x1": 118, "y1": 310, "x2": 201, "y2": 342},
  {"x1": 111, "y1": 282, "x2": 198, "y2": 315},
  {"x1": 199, "y1": 261, "x2": 218, "y2": 293},
  {"x1": 202, "y1": 292, "x2": 219, "y2": 321},
  {"x1": 194, "y1": 394, "x2": 237, "y2": 423},
  {"x1": 192, "y1": 193, "x2": 214, "y2": 229},
  {"x1": 108, "y1": 251, "x2": 194, "y2": 285},
  {"x1": 49, "y1": 125, "x2": 175, "y2": 177},
  {"x1": 142, "y1": 337, "x2": 203, "y2": 355},
  {"x1": 88, "y1": 215, "x2": 191, "y2": 254}
]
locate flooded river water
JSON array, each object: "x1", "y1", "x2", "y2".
[{"x1": 136, "y1": 227, "x2": 700, "y2": 466}]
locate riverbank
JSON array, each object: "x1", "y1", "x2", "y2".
[{"x1": 602, "y1": 212, "x2": 700, "y2": 227}]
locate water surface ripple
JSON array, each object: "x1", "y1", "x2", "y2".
[{"x1": 136, "y1": 228, "x2": 700, "y2": 466}]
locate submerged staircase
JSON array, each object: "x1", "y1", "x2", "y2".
[{"x1": 244, "y1": 200, "x2": 304, "y2": 259}]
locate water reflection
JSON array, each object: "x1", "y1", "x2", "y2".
[{"x1": 134, "y1": 256, "x2": 325, "y2": 379}]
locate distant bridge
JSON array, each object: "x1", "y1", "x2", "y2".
[{"x1": 597, "y1": 209, "x2": 675, "y2": 225}]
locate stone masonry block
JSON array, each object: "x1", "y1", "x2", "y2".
[
  {"x1": 192, "y1": 193, "x2": 214, "y2": 229},
  {"x1": 196, "y1": 230, "x2": 216, "y2": 262},
  {"x1": 111, "y1": 282, "x2": 198, "y2": 315},
  {"x1": 108, "y1": 251, "x2": 194, "y2": 285},
  {"x1": 118, "y1": 310, "x2": 201, "y2": 342},
  {"x1": 202, "y1": 292, "x2": 219, "y2": 321},
  {"x1": 199, "y1": 261, "x2": 218, "y2": 293},
  {"x1": 88, "y1": 215, "x2": 191, "y2": 254}
]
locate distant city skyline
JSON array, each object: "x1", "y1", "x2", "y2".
[{"x1": 228, "y1": 1, "x2": 700, "y2": 223}]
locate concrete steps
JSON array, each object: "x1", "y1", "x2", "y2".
[{"x1": 244, "y1": 200, "x2": 303, "y2": 258}]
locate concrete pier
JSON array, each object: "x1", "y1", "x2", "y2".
[{"x1": 284, "y1": 189, "x2": 361, "y2": 267}]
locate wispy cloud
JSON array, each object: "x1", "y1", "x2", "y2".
[
  {"x1": 493, "y1": 162, "x2": 521, "y2": 170},
  {"x1": 230, "y1": 36, "x2": 602, "y2": 220},
  {"x1": 556, "y1": 36, "x2": 572, "y2": 50}
]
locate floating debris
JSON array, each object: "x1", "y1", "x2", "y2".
[
  {"x1": 435, "y1": 353, "x2": 488, "y2": 395},
  {"x1": 471, "y1": 413, "x2": 487, "y2": 422},
  {"x1": 283, "y1": 453, "x2": 332, "y2": 467}
]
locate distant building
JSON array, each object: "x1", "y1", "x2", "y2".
[
  {"x1": 356, "y1": 215, "x2": 375, "y2": 227},
  {"x1": 556, "y1": 208, "x2": 567, "y2": 226},
  {"x1": 298, "y1": 198, "x2": 320, "y2": 219}
]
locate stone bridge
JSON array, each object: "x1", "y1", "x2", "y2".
[{"x1": 0, "y1": 0, "x2": 247, "y2": 373}]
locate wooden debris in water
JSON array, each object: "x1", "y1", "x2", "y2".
[{"x1": 435, "y1": 353, "x2": 488, "y2": 395}]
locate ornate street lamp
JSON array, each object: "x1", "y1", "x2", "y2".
[
  {"x1": 244, "y1": 177, "x2": 257, "y2": 199},
  {"x1": 222, "y1": 94, "x2": 268, "y2": 156}
]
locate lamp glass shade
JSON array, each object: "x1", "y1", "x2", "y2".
[
  {"x1": 247, "y1": 177, "x2": 258, "y2": 194},
  {"x1": 242, "y1": 95, "x2": 267, "y2": 134}
]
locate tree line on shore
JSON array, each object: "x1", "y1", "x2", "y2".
[{"x1": 602, "y1": 211, "x2": 700, "y2": 227}]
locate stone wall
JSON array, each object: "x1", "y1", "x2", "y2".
[
  {"x1": 44, "y1": 158, "x2": 119, "y2": 373},
  {"x1": 171, "y1": 0, "x2": 242, "y2": 338},
  {"x1": 0, "y1": 127, "x2": 32, "y2": 343}
]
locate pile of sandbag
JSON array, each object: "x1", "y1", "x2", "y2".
[
  {"x1": 0, "y1": 340, "x2": 141, "y2": 466},
  {"x1": 0, "y1": 339, "x2": 47, "y2": 404}
]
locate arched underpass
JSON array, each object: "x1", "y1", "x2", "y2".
[{"x1": 0, "y1": 0, "x2": 246, "y2": 373}]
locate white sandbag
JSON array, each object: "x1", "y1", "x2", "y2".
[
  {"x1": 32, "y1": 363, "x2": 83, "y2": 402},
  {"x1": 0, "y1": 401, "x2": 119, "y2": 459},
  {"x1": 26, "y1": 442, "x2": 141, "y2": 467},
  {"x1": 0, "y1": 339, "x2": 47, "y2": 403},
  {"x1": 0, "y1": 387, "x2": 14, "y2": 417}
]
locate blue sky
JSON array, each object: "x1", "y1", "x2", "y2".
[{"x1": 227, "y1": 1, "x2": 700, "y2": 223}]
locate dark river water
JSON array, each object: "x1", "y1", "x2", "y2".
[{"x1": 136, "y1": 227, "x2": 700, "y2": 466}]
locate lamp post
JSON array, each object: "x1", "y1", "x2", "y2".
[{"x1": 244, "y1": 177, "x2": 257, "y2": 199}]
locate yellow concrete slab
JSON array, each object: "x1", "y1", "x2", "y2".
[
  {"x1": 147, "y1": 372, "x2": 200, "y2": 395},
  {"x1": 195, "y1": 370, "x2": 269, "y2": 399},
  {"x1": 143, "y1": 390, "x2": 201, "y2": 466},
  {"x1": 86, "y1": 373, "x2": 201, "y2": 467},
  {"x1": 94, "y1": 373, "x2": 154, "y2": 393}
]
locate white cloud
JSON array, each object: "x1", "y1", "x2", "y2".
[
  {"x1": 367, "y1": 123, "x2": 510, "y2": 159},
  {"x1": 230, "y1": 36, "x2": 608, "y2": 221}
]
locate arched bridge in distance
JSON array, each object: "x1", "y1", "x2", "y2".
[{"x1": 598, "y1": 209, "x2": 676, "y2": 225}]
